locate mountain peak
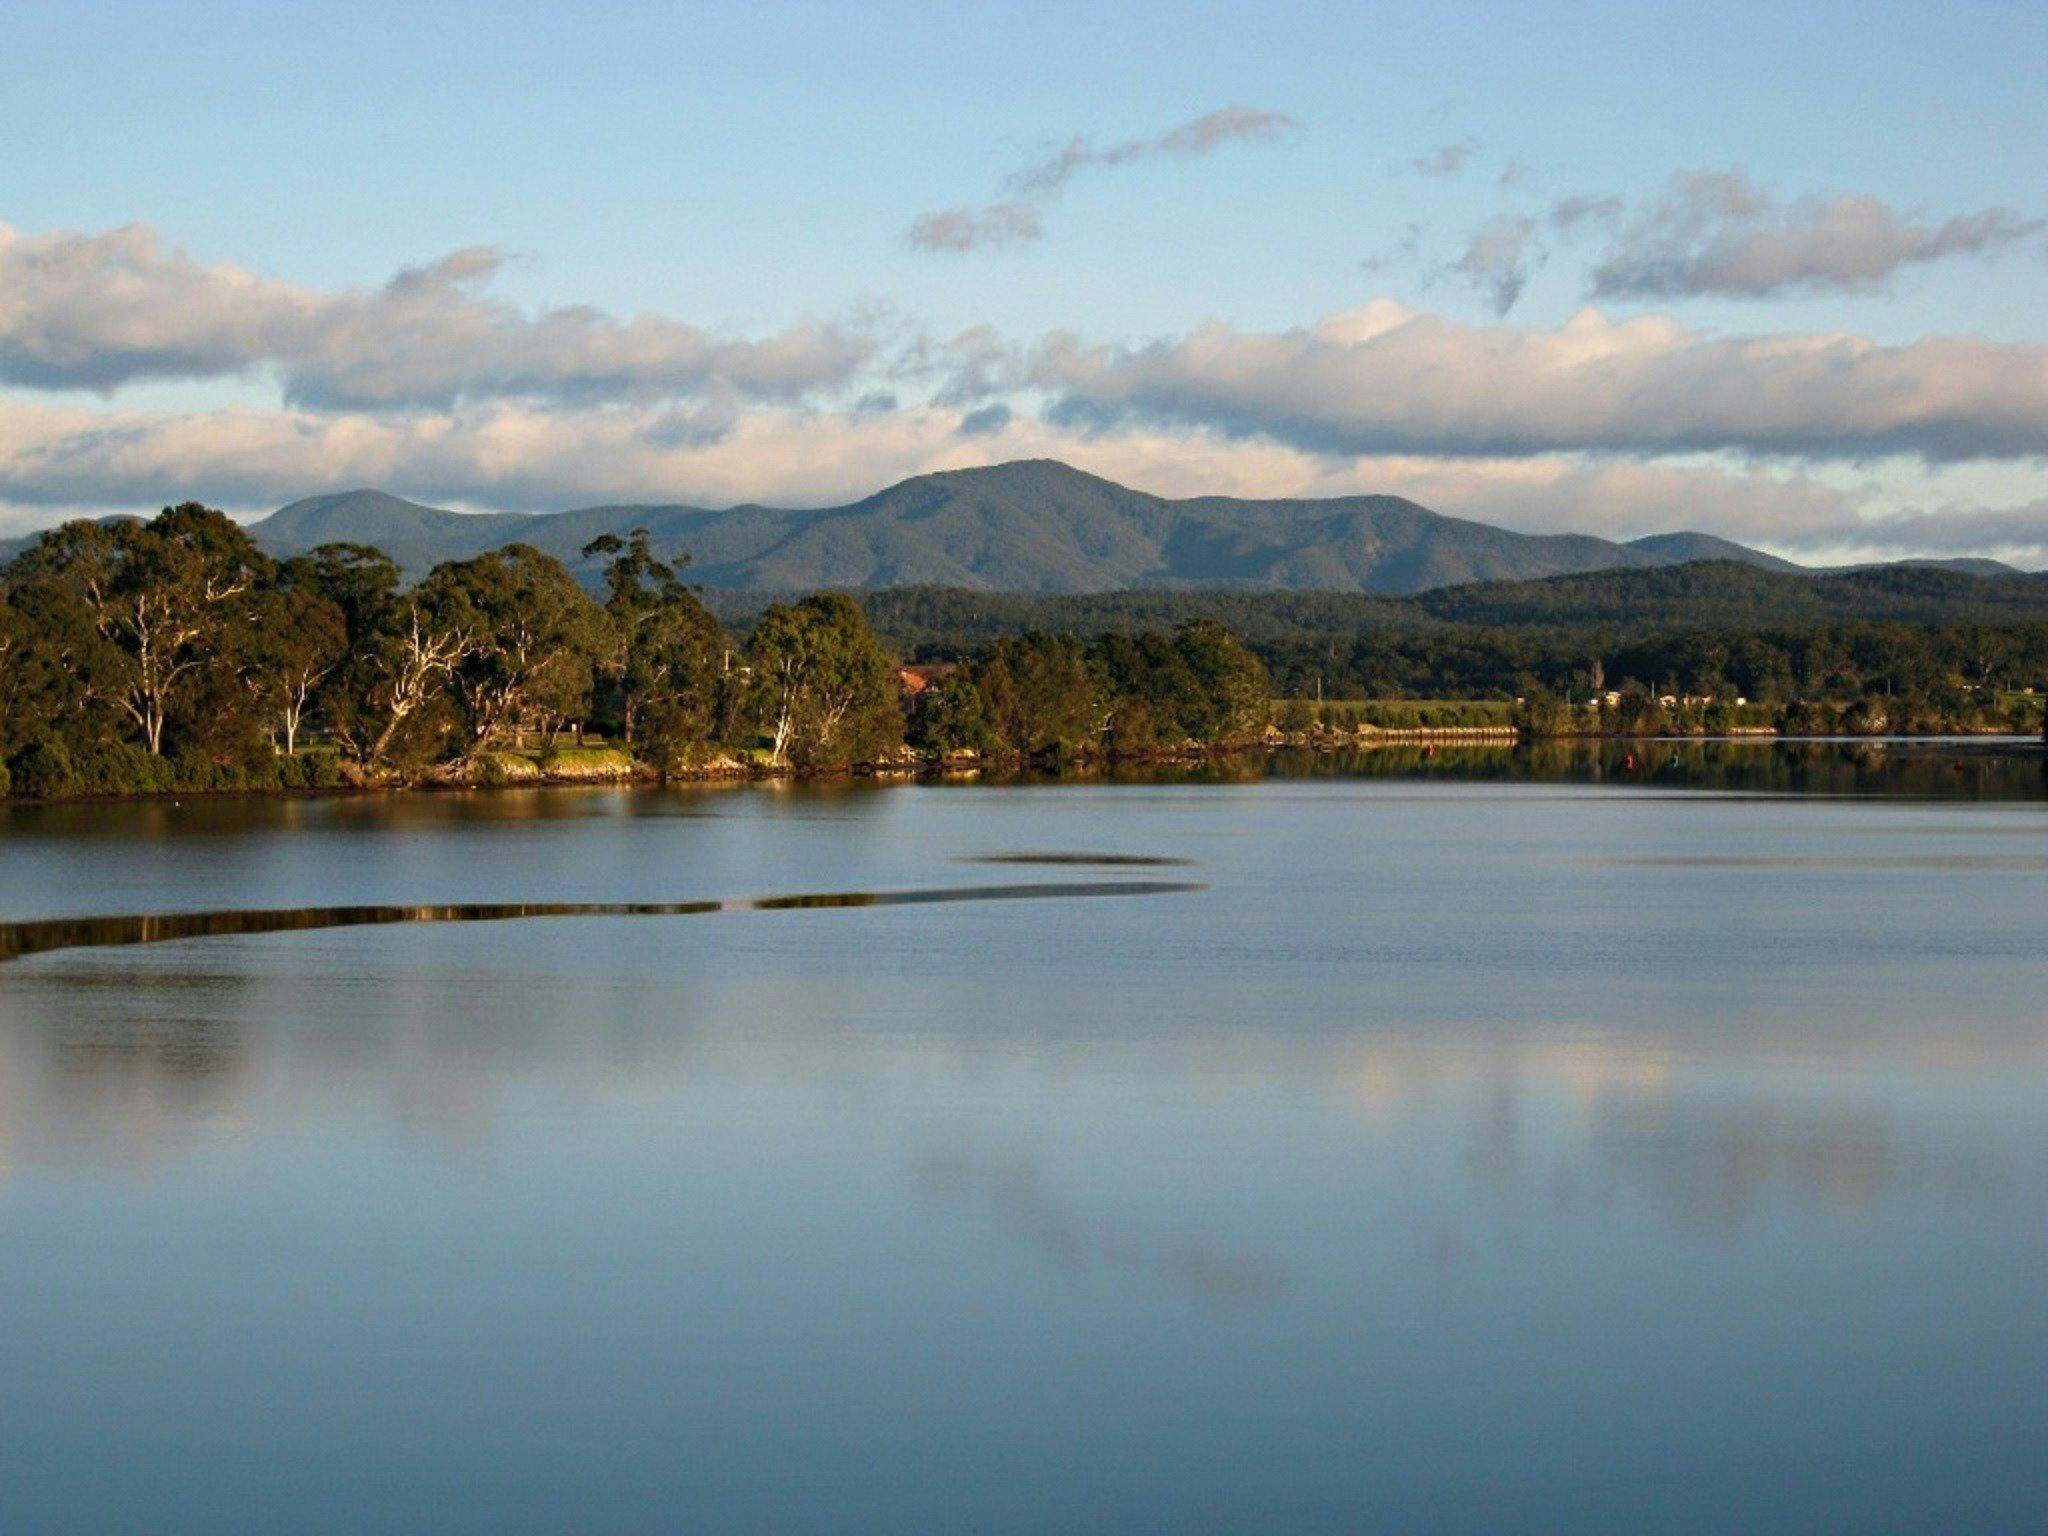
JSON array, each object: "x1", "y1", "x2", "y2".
[
  {"x1": 1628, "y1": 531, "x2": 1802, "y2": 573},
  {"x1": 904, "y1": 459, "x2": 1147, "y2": 496}
]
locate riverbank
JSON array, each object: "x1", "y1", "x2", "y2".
[{"x1": 7, "y1": 727, "x2": 2043, "y2": 806}]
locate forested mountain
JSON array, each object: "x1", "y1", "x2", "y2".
[
  {"x1": 1414, "y1": 561, "x2": 2048, "y2": 627},
  {"x1": 738, "y1": 561, "x2": 2048, "y2": 654},
  {"x1": 6, "y1": 460, "x2": 2034, "y2": 595},
  {"x1": 244, "y1": 461, "x2": 1684, "y2": 593},
  {"x1": 235, "y1": 461, "x2": 1825, "y2": 593}
]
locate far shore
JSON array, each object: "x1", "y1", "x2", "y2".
[{"x1": 5, "y1": 727, "x2": 2042, "y2": 808}]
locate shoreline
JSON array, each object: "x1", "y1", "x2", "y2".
[{"x1": 5, "y1": 728, "x2": 2042, "y2": 808}]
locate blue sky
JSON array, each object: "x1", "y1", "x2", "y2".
[{"x1": 3, "y1": 0, "x2": 2046, "y2": 559}]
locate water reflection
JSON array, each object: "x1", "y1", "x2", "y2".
[
  {"x1": 911, "y1": 1146, "x2": 1287, "y2": 1307},
  {"x1": 1, "y1": 769, "x2": 2043, "y2": 1533},
  {"x1": 963, "y1": 851, "x2": 1194, "y2": 867},
  {"x1": 1324, "y1": 1032, "x2": 2047, "y2": 1240},
  {"x1": 1259, "y1": 738, "x2": 2048, "y2": 799},
  {"x1": 0, "y1": 881, "x2": 1203, "y2": 963}
]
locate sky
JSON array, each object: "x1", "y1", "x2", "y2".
[{"x1": 3, "y1": 0, "x2": 2046, "y2": 562}]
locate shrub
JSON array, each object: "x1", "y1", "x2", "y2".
[
  {"x1": 292, "y1": 750, "x2": 344, "y2": 789},
  {"x1": 8, "y1": 736, "x2": 80, "y2": 799},
  {"x1": 1274, "y1": 698, "x2": 1316, "y2": 732},
  {"x1": 88, "y1": 743, "x2": 179, "y2": 794}
]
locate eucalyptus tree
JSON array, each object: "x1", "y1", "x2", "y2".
[
  {"x1": 420, "y1": 544, "x2": 609, "y2": 754},
  {"x1": 748, "y1": 592, "x2": 901, "y2": 768},
  {"x1": 13, "y1": 504, "x2": 272, "y2": 755},
  {"x1": 241, "y1": 581, "x2": 349, "y2": 755},
  {"x1": 1159, "y1": 620, "x2": 1269, "y2": 742},
  {"x1": 973, "y1": 631, "x2": 1105, "y2": 757},
  {"x1": 905, "y1": 671, "x2": 994, "y2": 755},
  {"x1": 582, "y1": 531, "x2": 727, "y2": 757},
  {"x1": 290, "y1": 544, "x2": 468, "y2": 768},
  {"x1": 0, "y1": 575, "x2": 125, "y2": 760}
]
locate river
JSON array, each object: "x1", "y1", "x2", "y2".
[{"x1": 2, "y1": 742, "x2": 2044, "y2": 1533}]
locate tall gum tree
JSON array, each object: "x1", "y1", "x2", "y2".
[
  {"x1": 749, "y1": 593, "x2": 901, "y2": 768},
  {"x1": 421, "y1": 544, "x2": 609, "y2": 755},
  {"x1": 583, "y1": 531, "x2": 727, "y2": 753},
  {"x1": 14, "y1": 504, "x2": 271, "y2": 755}
]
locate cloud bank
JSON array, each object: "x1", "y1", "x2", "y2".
[
  {"x1": 0, "y1": 222, "x2": 873, "y2": 408},
  {"x1": 0, "y1": 391, "x2": 1860, "y2": 542},
  {"x1": 1023, "y1": 301, "x2": 2048, "y2": 461},
  {"x1": 4, "y1": 217, "x2": 2048, "y2": 563}
]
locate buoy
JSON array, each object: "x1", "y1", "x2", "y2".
[{"x1": 1623, "y1": 752, "x2": 1637, "y2": 771}]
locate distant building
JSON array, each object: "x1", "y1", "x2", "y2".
[{"x1": 897, "y1": 663, "x2": 960, "y2": 700}]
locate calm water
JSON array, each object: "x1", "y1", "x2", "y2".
[{"x1": 2, "y1": 745, "x2": 2045, "y2": 1534}]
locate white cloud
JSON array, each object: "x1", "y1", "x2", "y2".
[
  {"x1": 0, "y1": 222, "x2": 875, "y2": 408},
  {"x1": 1587, "y1": 169, "x2": 2044, "y2": 299},
  {"x1": 1023, "y1": 303, "x2": 2048, "y2": 461}
]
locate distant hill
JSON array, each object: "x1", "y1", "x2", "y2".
[
  {"x1": 833, "y1": 562, "x2": 2048, "y2": 654},
  {"x1": 252, "y1": 490, "x2": 535, "y2": 574},
  {"x1": 238, "y1": 461, "x2": 1799, "y2": 594},
  {"x1": 1414, "y1": 559, "x2": 2048, "y2": 628},
  {"x1": 5, "y1": 460, "x2": 2040, "y2": 597},
  {"x1": 1860, "y1": 556, "x2": 2028, "y2": 579},
  {"x1": 1626, "y1": 532, "x2": 1803, "y2": 572}
]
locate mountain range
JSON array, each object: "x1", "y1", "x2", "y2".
[{"x1": 1, "y1": 460, "x2": 2030, "y2": 595}]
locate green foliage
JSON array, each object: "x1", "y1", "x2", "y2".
[
  {"x1": 6, "y1": 498, "x2": 2047, "y2": 799},
  {"x1": 849, "y1": 583, "x2": 2048, "y2": 735},
  {"x1": 974, "y1": 632, "x2": 1103, "y2": 756},
  {"x1": 11, "y1": 503, "x2": 274, "y2": 756},
  {"x1": 1093, "y1": 622, "x2": 1268, "y2": 748},
  {"x1": 906, "y1": 672, "x2": 995, "y2": 755},
  {"x1": 471, "y1": 753, "x2": 521, "y2": 787},
  {"x1": 8, "y1": 736, "x2": 79, "y2": 799},
  {"x1": 1275, "y1": 697, "x2": 1318, "y2": 732},
  {"x1": 582, "y1": 529, "x2": 729, "y2": 760},
  {"x1": 1299, "y1": 698, "x2": 1518, "y2": 730},
  {"x1": 912, "y1": 622, "x2": 1271, "y2": 760},
  {"x1": 1510, "y1": 688, "x2": 1571, "y2": 737},
  {"x1": 280, "y1": 750, "x2": 344, "y2": 789},
  {"x1": 748, "y1": 593, "x2": 903, "y2": 768},
  {"x1": 419, "y1": 543, "x2": 610, "y2": 754}
]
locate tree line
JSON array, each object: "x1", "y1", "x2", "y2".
[
  {"x1": 4, "y1": 502, "x2": 2041, "y2": 801},
  {"x1": 853, "y1": 585, "x2": 2048, "y2": 737},
  {"x1": 0, "y1": 503, "x2": 1270, "y2": 799}
]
